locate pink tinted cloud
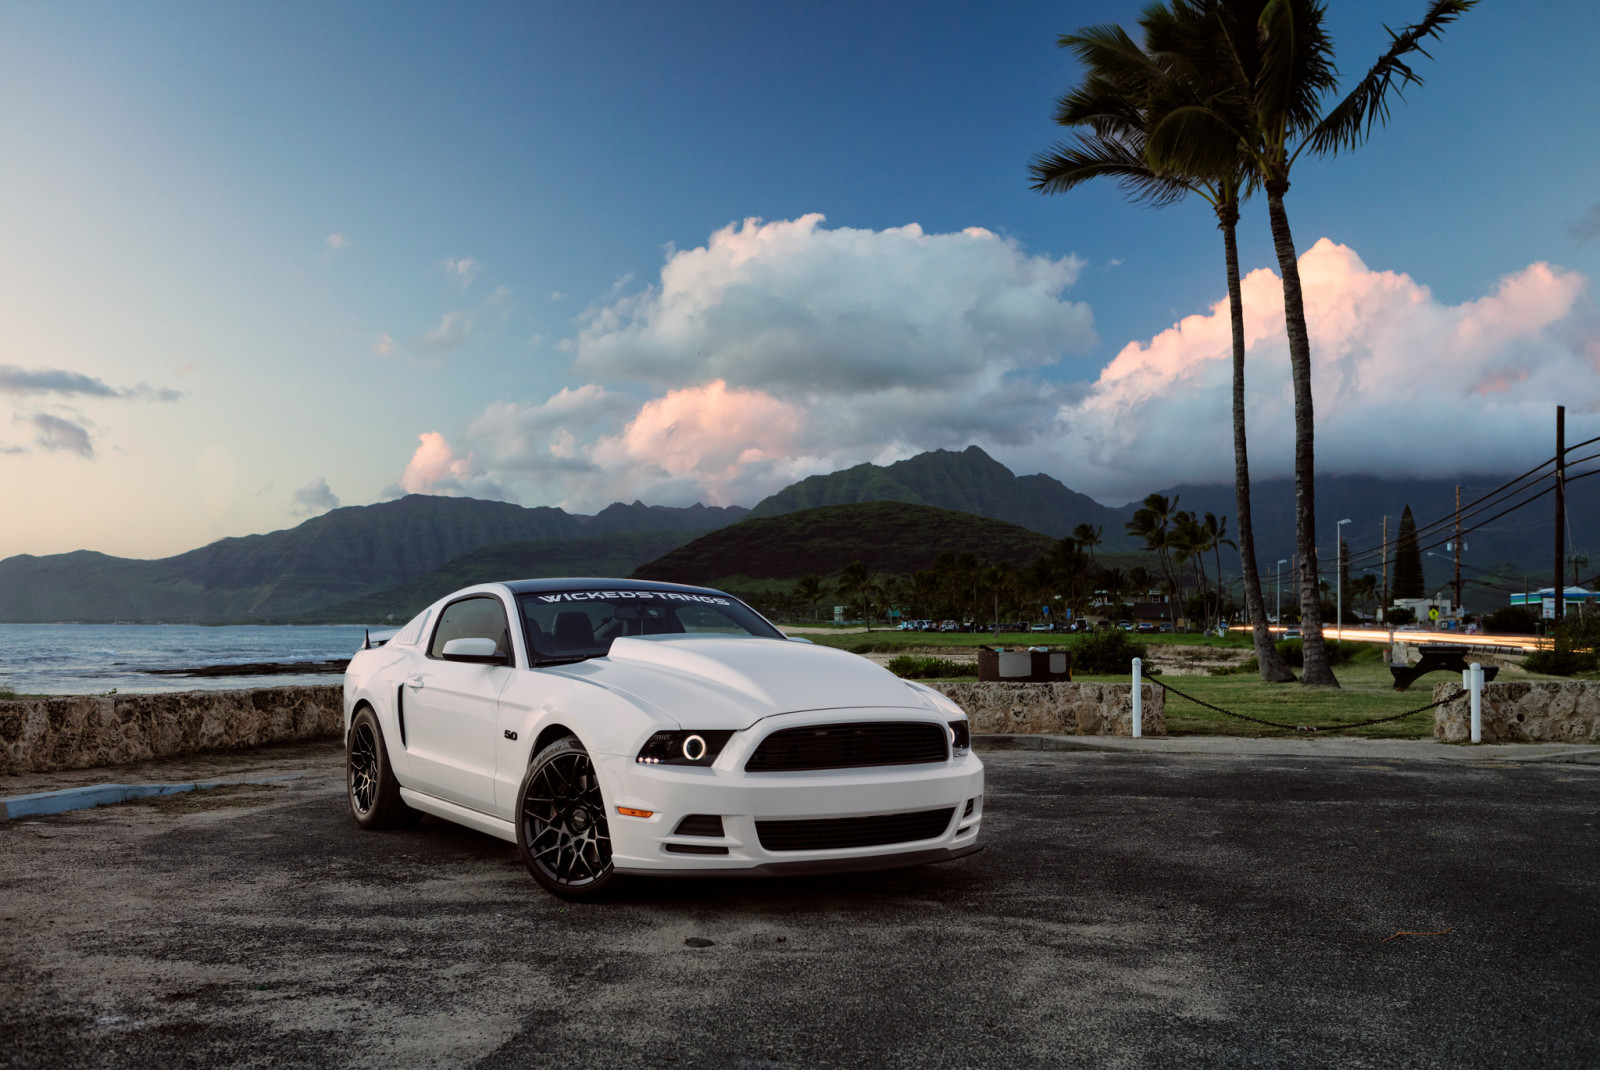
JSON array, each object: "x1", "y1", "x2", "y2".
[
  {"x1": 590, "y1": 380, "x2": 806, "y2": 505},
  {"x1": 1050, "y1": 239, "x2": 1595, "y2": 497}
]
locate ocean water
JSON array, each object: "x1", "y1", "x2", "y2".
[{"x1": 0, "y1": 623, "x2": 377, "y2": 696}]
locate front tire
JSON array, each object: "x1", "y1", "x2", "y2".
[
  {"x1": 347, "y1": 707, "x2": 421, "y2": 830},
  {"x1": 516, "y1": 736, "x2": 618, "y2": 899}
]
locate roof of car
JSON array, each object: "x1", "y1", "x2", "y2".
[{"x1": 499, "y1": 577, "x2": 732, "y2": 597}]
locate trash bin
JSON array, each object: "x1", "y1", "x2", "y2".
[{"x1": 976, "y1": 647, "x2": 1072, "y2": 682}]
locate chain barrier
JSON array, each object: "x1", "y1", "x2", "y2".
[{"x1": 1150, "y1": 677, "x2": 1453, "y2": 733}]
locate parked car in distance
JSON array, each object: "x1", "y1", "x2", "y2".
[
  {"x1": 1117, "y1": 620, "x2": 1133, "y2": 631},
  {"x1": 343, "y1": 578, "x2": 983, "y2": 899}
]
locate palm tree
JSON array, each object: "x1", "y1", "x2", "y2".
[
  {"x1": 1126, "y1": 493, "x2": 1183, "y2": 629},
  {"x1": 1072, "y1": 523, "x2": 1104, "y2": 566},
  {"x1": 1144, "y1": 0, "x2": 1476, "y2": 685},
  {"x1": 838, "y1": 561, "x2": 873, "y2": 630},
  {"x1": 794, "y1": 575, "x2": 823, "y2": 622},
  {"x1": 1030, "y1": 19, "x2": 1294, "y2": 681}
]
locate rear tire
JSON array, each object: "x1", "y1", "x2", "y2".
[
  {"x1": 347, "y1": 707, "x2": 421, "y2": 830},
  {"x1": 516, "y1": 736, "x2": 619, "y2": 899}
]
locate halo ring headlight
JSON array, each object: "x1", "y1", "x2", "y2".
[{"x1": 682, "y1": 734, "x2": 707, "y2": 762}]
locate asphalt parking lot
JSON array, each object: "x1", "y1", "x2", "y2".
[{"x1": 3, "y1": 742, "x2": 1598, "y2": 1069}]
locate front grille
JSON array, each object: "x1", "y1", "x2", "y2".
[
  {"x1": 745, "y1": 722, "x2": 947, "y2": 772},
  {"x1": 674, "y1": 814, "x2": 724, "y2": 837},
  {"x1": 756, "y1": 807, "x2": 955, "y2": 852}
]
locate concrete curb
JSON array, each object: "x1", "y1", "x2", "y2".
[
  {"x1": 1, "y1": 775, "x2": 303, "y2": 821},
  {"x1": 972, "y1": 734, "x2": 1600, "y2": 765}
]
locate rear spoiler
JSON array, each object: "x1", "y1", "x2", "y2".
[{"x1": 361, "y1": 627, "x2": 399, "y2": 651}]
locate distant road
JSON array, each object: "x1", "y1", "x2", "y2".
[{"x1": 1240, "y1": 625, "x2": 1549, "y2": 651}]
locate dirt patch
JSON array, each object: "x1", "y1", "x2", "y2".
[
  {"x1": 126, "y1": 783, "x2": 283, "y2": 815},
  {"x1": 1146, "y1": 645, "x2": 1255, "y2": 677}
]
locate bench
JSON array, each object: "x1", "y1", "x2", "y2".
[{"x1": 1389, "y1": 643, "x2": 1499, "y2": 692}]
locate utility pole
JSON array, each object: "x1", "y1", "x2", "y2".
[
  {"x1": 1555, "y1": 405, "x2": 1567, "y2": 626},
  {"x1": 1453, "y1": 484, "x2": 1463, "y2": 615},
  {"x1": 1380, "y1": 515, "x2": 1389, "y2": 623}
]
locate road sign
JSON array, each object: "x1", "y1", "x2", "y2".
[{"x1": 1428, "y1": 607, "x2": 1440, "y2": 621}]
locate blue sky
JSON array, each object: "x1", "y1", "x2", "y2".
[{"x1": 2, "y1": 1, "x2": 1597, "y2": 559}]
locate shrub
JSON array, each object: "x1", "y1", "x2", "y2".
[
  {"x1": 1386, "y1": 607, "x2": 1417, "y2": 625},
  {"x1": 1482, "y1": 605, "x2": 1537, "y2": 635},
  {"x1": 1523, "y1": 616, "x2": 1600, "y2": 676},
  {"x1": 1072, "y1": 629, "x2": 1156, "y2": 675},
  {"x1": 885, "y1": 655, "x2": 974, "y2": 680}
]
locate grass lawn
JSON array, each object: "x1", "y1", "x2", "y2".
[
  {"x1": 1075, "y1": 660, "x2": 1456, "y2": 740},
  {"x1": 797, "y1": 629, "x2": 1568, "y2": 741},
  {"x1": 795, "y1": 628, "x2": 1256, "y2": 654}
]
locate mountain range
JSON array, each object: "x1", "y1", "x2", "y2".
[{"x1": 1, "y1": 446, "x2": 1586, "y2": 621}]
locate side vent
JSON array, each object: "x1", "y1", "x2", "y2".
[{"x1": 396, "y1": 685, "x2": 408, "y2": 748}]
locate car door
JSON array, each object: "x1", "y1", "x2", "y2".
[{"x1": 402, "y1": 594, "x2": 515, "y2": 813}]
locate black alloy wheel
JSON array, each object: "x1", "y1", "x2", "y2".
[
  {"x1": 349, "y1": 721, "x2": 380, "y2": 816},
  {"x1": 346, "y1": 706, "x2": 420, "y2": 830},
  {"x1": 516, "y1": 736, "x2": 617, "y2": 898}
]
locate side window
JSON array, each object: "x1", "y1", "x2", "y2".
[
  {"x1": 677, "y1": 605, "x2": 748, "y2": 635},
  {"x1": 429, "y1": 596, "x2": 513, "y2": 662}
]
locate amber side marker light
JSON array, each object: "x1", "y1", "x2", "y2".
[{"x1": 616, "y1": 806, "x2": 654, "y2": 818}]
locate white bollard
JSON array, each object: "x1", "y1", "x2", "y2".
[
  {"x1": 1470, "y1": 661, "x2": 1483, "y2": 744},
  {"x1": 1132, "y1": 657, "x2": 1143, "y2": 738}
]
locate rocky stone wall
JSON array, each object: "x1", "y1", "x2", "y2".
[
  {"x1": 0, "y1": 686, "x2": 345, "y2": 775},
  {"x1": 928, "y1": 682, "x2": 1165, "y2": 737},
  {"x1": 1431, "y1": 680, "x2": 1600, "y2": 743}
]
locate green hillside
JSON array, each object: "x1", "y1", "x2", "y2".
[
  {"x1": 748, "y1": 445, "x2": 1131, "y2": 545},
  {"x1": 631, "y1": 501, "x2": 1059, "y2": 586},
  {"x1": 309, "y1": 531, "x2": 700, "y2": 622},
  {"x1": 0, "y1": 495, "x2": 745, "y2": 623}
]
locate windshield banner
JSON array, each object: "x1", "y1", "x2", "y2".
[{"x1": 531, "y1": 590, "x2": 731, "y2": 606}]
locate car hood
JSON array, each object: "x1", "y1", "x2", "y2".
[{"x1": 557, "y1": 635, "x2": 933, "y2": 730}]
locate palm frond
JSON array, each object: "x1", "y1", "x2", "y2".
[
  {"x1": 1029, "y1": 135, "x2": 1196, "y2": 208},
  {"x1": 1304, "y1": 0, "x2": 1477, "y2": 157}
]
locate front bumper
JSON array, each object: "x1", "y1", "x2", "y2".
[{"x1": 595, "y1": 735, "x2": 985, "y2": 875}]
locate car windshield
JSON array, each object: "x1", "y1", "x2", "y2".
[{"x1": 516, "y1": 588, "x2": 784, "y2": 663}]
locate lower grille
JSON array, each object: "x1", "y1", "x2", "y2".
[
  {"x1": 756, "y1": 807, "x2": 955, "y2": 852},
  {"x1": 674, "y1": 814, "x2": 724, "y2": 837}
]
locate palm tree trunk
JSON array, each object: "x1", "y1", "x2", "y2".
[
  {"x1": 1222, "y1": 213, "x2": 1296, "y2": 682},
  {"x1": 1265, "y1": 182, "x2": 1338, "y2": 687}
]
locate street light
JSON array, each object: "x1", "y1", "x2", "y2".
[
  {"x1": 1275, "y1": 559, "x2": 1288, "y2": 628},
  {"x1": 1336, "y1": 518, "x2": 1352, "y2": 641}
]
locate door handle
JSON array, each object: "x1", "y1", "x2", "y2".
[{"x1": 405, "y1": 676, "x2": 426, "y2": 691}]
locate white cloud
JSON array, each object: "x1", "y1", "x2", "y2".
[
  {"x1": 573, "y1": 213, "x2": 1093, "y2": 394},
  {"x1": 0, "y1": 365, "x2": 180, "y2": 402},
  {"x1": 326, "y1": 233, "x2": 348, "y2": 250},
  {"x1": 385, "y1": 431, "x2": 505, "y2": 499},
  {"x1": 372, "y1": 333, "x2": 395, "y2": 357},
  {"x1": 442, "y1": 256, "x2": 480, "y2": 288},
  {"x1": 27, "y1": 413, "x2": 93, "y2": 457},
  {"x1": 420, "y1": 311, "x2": 473, "y2": 352},
  {"x1": 422, "y1": 214, "x2": 1095, "y2": 509},
  {"x1": 289, "y1": 476, "x2": 341, "y2": 517},
  {"x1": 390, "y1": 216, "x2": 1596, "y2": 513},
  {"x1": 1029, "y1": 238, "x2": 1599, "y2": 500},
  {"x1": 549, "y1": 291, "x2": 567, "y2": 302}
]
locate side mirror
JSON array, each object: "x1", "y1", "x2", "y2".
[{"x1": 441, "y1": 637, "x2": 509, "y2": 664}]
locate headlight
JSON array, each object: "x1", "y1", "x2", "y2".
[
  {"x1": 635, "y1": 730, "x2": 735, "y2": 766},
  {"x1": 947, "y1": 720, "x2": 970, "y2": 755}
]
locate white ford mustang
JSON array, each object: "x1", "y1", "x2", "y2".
[{"x1": 343, "y1": 578, "x2": 984, "y2": 898}]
